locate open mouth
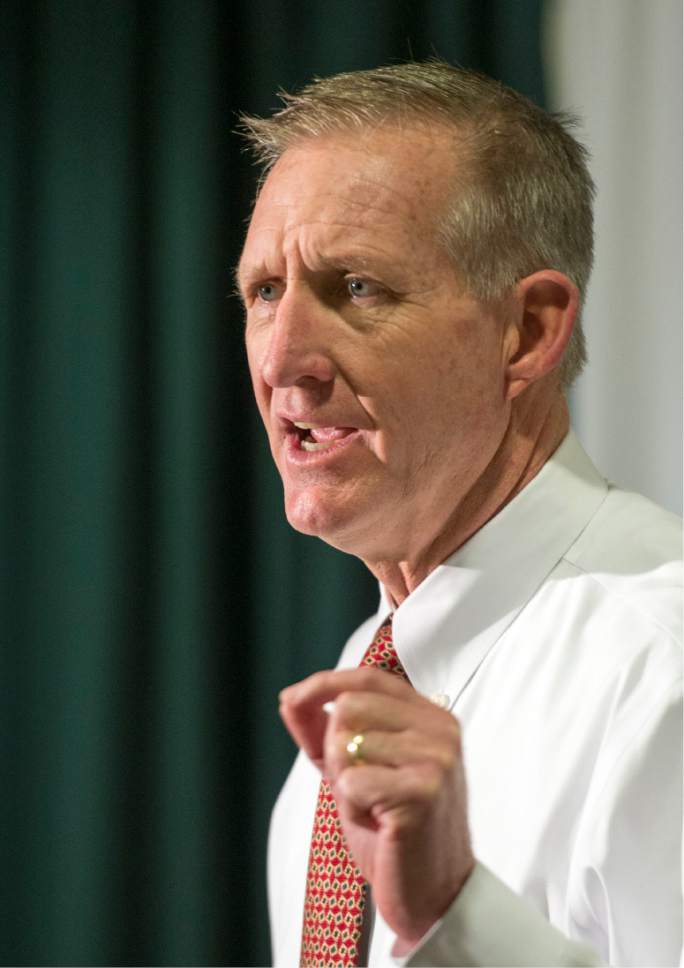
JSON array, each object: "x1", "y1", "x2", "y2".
[{"x1": 291, "y1": 421, "x2": 357, "y2": 452}]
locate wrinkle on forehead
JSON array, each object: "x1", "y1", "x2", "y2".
[
  {"x1": 255, "y1": 192, "x2": 407, "y2": 223},
  {"x1": 240, "y1": 126, "x2": 461, "y2": 286},
  {"x1": 257, "y1": 180, "x2": 420, "y2": 234},
  {"x1": 259, "y1": 128, "x2": 456, "y2": 218}
]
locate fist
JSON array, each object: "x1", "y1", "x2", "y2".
[{"x1": 280, "y1": 666, "x2": 475, "y2": 950}]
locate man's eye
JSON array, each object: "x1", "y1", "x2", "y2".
[
  {"x1": 346, "y1": 277, "x2": 382, "y2": 300},
  {"x1": 257, "y1": 282, "x2": 281, "y2": 302}
]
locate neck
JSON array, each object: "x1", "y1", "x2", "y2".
[{"x1": 366, "y1": 392, "x2": 570, "y2": 606}]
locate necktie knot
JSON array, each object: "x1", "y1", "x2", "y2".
[{"x1": 359, "y1": 618, "x2": 407, "y2": 679}]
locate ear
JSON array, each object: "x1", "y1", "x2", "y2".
[{"x1": 505, "y1": 270, "x2": 580, "y2": 400}]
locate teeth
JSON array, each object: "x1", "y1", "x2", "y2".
[
  {"x1": 301, "y1": 439, "x2": 335, "y2": 452},
  {"x1": 293, "y1": 421, "x2": 316, "y2": 430}
]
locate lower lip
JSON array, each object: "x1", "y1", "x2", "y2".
[{"x1": 284, "y1": 430, "x2": 362, "y2": 466}]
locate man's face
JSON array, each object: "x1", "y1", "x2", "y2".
[{"x1": 239, "y1": 126, "x2": 513, "y2": 564}]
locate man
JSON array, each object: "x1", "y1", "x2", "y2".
[{"x1": 237, "y1": 62, "x2": 682, "y2": 967}]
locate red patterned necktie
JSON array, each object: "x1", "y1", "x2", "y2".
[{"x1": 299, "y1": 618, "x2": 408, "y2": 967}]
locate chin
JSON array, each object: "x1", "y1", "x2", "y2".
[
  {"x1": 283, "y1": 488, "x2": 365, "y2": 554},
  {"x1": 285, "y1": 489, "x2": 339, "y2": 538}
]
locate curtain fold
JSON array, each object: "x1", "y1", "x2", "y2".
[{"x1": 1, "y1": 2, "x2": 545, "y2": 963}]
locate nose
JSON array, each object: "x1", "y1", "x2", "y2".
[{"x1": 259, "y1": 284, "x2": 336, "y2": 389}]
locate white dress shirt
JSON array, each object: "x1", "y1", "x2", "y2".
[{"x1": 268, "y1": 432, "x2": 682, "y2": 967}]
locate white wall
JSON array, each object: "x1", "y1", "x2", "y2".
[{"x1": 543, "y1": 0, "x2": 682, "y2": 514}]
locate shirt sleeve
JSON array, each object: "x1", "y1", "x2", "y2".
[
  {"x1": 566, "y1": 680, "x2": 682, "y2": 966},
  {"x1": 396, "y1": 678, "x2": 682, "y2": 968},
  {"x1": 398, "y1": 863, "x2": 603, "y2": 967}
]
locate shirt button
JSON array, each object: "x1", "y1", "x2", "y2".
[{"x1": 429, "y1": 693, "x2": 451, "y2": 709}]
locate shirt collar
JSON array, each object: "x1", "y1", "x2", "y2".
[{"x1": 375, "y1": 431, "x2": 609, "y2": 704}]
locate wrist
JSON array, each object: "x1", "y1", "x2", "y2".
[{"x1": 391, "y1": 855, "x2": 477, "y2": 957}]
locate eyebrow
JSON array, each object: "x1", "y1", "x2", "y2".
[
  {"x1": 318, "y1": 252, "x2": 379, "y2": 274},
  {"x1": 232, "y1": 259, "x2": 266, "y2": 303},
  {"x1": 236, "y1": 250, "x2": 387, "y2": 284},
  {"x1": 232, "y1": 241, "x2": 407, "y2": 308},
  {"x1": 231, "y1": 262, "x2": 245, "y2": 300}
]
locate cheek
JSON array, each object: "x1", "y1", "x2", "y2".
[
  {"x1": 245, "y1": 326, "x2": 262, "y2": 376},
  {"x1": 246, "y1": 362, "x2": 275, "y2": 442},
  {"x1": 245, "y1": 332, "x2": 268, "y2": 391},
  {"x1": 446, "y1": 327, "x2": 505, "y2": 401},
  {"x1": 421, "y1": 342, "x2": 505, "y2": 442}
]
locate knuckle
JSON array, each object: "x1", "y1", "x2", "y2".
[
  {"x1": 444, "y1": 715, "x2": 462, "y2": 750},
  {"x1": 420, "y1": 763, "x2": 444, "y2": 800},
  {"x1": 357, "y1": 666, "x2": 383, "y2": 688},
  {"x1": 406, "y1": 727, "x2": 457, "y2": 774},
  {"x1": 333, "y1": 690, "x2": 356, "y2": 719},
  {"x1": 331, "y1": 691, "x2": 364, "y2": 731},
  {"x1": 434, "y1": 745, "x2": 456, "y2": 773},
  {"x1": 336, "y1": 766, "x2": 360, "y2": 800},
  {"x1": 323, "y1": 727, "x2": 344, "y2": 771},
  {"x1": 416, "y1": 753, "x2": 458, "y2": 799},
  {"x1": 400, "y1": 763, "x2": 441, "y2": 804}
]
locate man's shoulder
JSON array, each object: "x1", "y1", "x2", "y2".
[
  {"x1": 561, "y1": 483, "x2": 682, "y2": 645},
  {"x1": 565, "y1": 482, "x2": 681, "y2": 576}
]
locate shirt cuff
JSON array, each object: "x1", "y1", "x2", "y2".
[{"x1": 395, "y1": 862, "x2": 603, "y2": 967}]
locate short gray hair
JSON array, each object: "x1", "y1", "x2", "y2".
[{"x1": 240, "y1": 60, "x2": 594, "y2": 388}]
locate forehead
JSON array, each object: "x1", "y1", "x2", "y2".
[{"x1": 241, "y1": 126, "x2": 458, "y2": 272}]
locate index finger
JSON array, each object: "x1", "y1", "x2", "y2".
[
  {"x1": 279, "y1": 666, "x2": 423, "y2": 768},
  {"x1": 280, "y1": 665, "x2": 416, "y2": 708}
]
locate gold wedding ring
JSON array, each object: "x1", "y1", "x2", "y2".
[{"x1": 346, "y1": 733, "x2": 366, "y2": 765}]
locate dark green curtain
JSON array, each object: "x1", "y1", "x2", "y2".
[{"x1": 1, "y1": 2, "x2": 545, "y2": 964}]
